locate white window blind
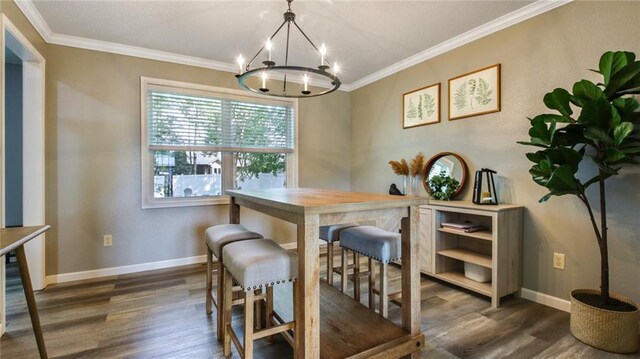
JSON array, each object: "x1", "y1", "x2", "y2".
[{"x1": 147, "y1": 89, "x2": 295, "y2": 153}]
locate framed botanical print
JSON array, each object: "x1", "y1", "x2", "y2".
[
  {"x1": 448, "y1": 64, "x2": 501, "y2": 120},
  {"x1": 402, "y1": 82, "x2": 441, "y2": 129}
]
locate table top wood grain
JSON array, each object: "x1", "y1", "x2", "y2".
[
  {"x1": 226, "y1": 188, "x2": 427, "y2": 214},
  {"x1": 0, "y1": 225, "x2": 50, "y2": 256}
]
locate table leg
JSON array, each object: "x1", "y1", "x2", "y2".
[
  {"x1": 401, "y1": 206, "x2": 421, "y2": 358},
  {"x1": 229, "y1": 196, "x2": 240, "y2": 224},
  {"x1": 295, "y1": 213, "x2": 320, "y2": 358},
  {"x1": 15, "y1": 246, "x2": 48, "y2": 359}
]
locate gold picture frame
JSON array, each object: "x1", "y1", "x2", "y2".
[
  {"x1": 448, "y1": 64, "x2": 501, "y2": 121},
  {"x1": 402, "y1": 82, "x2": 441, "y2": 129}
]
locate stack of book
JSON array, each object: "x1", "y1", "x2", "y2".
[{"x1": 441, "y1": 221, "x2": 484, "y2": 233}]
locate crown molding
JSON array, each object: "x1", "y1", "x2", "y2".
[
  {"x1": 347, "y1": 0, "x2": 572, "y2": 91},
  {"x1": 15, "y1": 0, "x2": 570, "y2": 92},
  {"x1": 49, "y1": 32, "x2": 238, "y2": 73},
  {"x1": 14, "y1": 0, "x2": 53, "y2": 41}
]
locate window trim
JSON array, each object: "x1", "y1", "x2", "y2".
[{"x1": 140, "y1": 77, "x2": 298, "y2": 209}]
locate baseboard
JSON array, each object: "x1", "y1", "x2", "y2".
[
  {"x1": 520, "y1": 288, "x2": 571, "y2": 312},
  {"x1": 45, "y1": 255, "x2": 207, "y2": 285},
  {"x1": 45, "y1": 242, "x2": 306, "y2": 285}
]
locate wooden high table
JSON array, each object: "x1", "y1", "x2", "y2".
[
  {"x1": 226, "y1": 188, "x2": 427, "y2": 358},
  {"x1": 1, "y1": 225, "x2": 50, "y2": 359}
]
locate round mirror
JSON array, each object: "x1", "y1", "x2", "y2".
[{"x1": 422, "y1": 152, "x2": 468, "y2": 200}]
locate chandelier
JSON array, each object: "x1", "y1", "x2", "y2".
[{"x1": 235, "y1": 0, "x2": 341, "y2": 98}]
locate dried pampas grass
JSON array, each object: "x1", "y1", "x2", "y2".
[
  {"x1": 410, "y1": 152, "x2": 425, "y2": 177},
  {"x1": 389, "y1": 159, "x2": 409, "y2": 176}
]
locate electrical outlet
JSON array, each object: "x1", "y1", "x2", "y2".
[
  {"x1": 104, "y1": 234, "x2": 113, "y2": 247},
  {"x1": 553, "y1": 252, "x2": 565, "y2": 270}
]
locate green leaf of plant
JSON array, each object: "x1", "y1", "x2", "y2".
[
  {"x1": 621, "y1": 146, "x2": 640, "y2": 154},
  {"x1": 529, "y1": 166, "x2": 550, "y2": 187},
  {"x1": 539, "y1": 158, "x2": 553, "y2": 173},
  {"x1": 545, "y1": 147, "x2": 583, "y2": 168},
  {"x1": 517, "y1": 141, "x2": 550, "y2": 148},
  {"x1": 526, "y1": 152, "x2": 545, "y2": 163},
  {"x1": 552, "y1": 124, "x2": 591, "y2": 147},
  {"x1": 613, "y1": 122, "x2": 634, "y2": 146},
  {"x1": 531, "y1": 113, "x2": 574, "y2": 124},
  {"x1": 604, "y1": 148, "x2": 626, "y2": 163},
  {"x1": 612, "y1": 97, "x2": 640, "y2": 120},
  {"x1": 539, "y1": 193, "x2": 553, "y2": 203},
  {"x1": 587, "y1": 155, "x2": 620, "y2": 175},
  {"x1": 584, "y1": 127, "x2": 613, "y2": 145},
  {"x1": 599, "y1": 51, "x2": 635, "y2": 86},
  {"x1": 544, "y1": 88, "x2": 573, "y2": 117},
  {"x1": 545, "y1": 165, "x2": 579, "y2": 191},
  {"x1": 529, "y1": 117, "x2": 551, "y2": 144},
  {"x1": 577, "y1": 98, "x2": 612, "y2": 127},
  {"x1": 610, "y1": 105, "x2": 622, "y2": 129},
  {"x1": 572, "y1": 80, "x2": 605, "y2": 106},
  {"x1": 604, "y1": 61, "x2": 640, "y2": 97}
]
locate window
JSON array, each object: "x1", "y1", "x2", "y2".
[{"x1": 141, "y1": 77, "x2": 297, "y2": 208}]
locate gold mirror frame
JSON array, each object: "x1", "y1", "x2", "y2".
[{"x1": 422, "y1": 152, "x2": 468, "y2": 199}]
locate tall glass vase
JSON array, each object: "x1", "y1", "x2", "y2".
[
  {"x1": 406, "y1": 176, "x2": 416, "y2": 196},
  {"x1": 402, "y1": 175, "x2": 408, "y2": 195},
  {"x1": 410, "y1": 175, "x2": 421, "y2": 196}
]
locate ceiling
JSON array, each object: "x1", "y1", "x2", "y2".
[{"x1": 23, "y1": 0, "x2": 562, "y2": 89}]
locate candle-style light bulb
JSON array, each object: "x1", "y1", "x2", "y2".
[
  {"x1": 261, "y1": 71, "x2": 268, "y2": 89},
  {"x1": 319, "y1": 43, "x2": 327, "y2": 66},
  {"x1": 303, "y1": 73, "x2": 309, "y2": 92},
  {"x1": 265, "y1": 38, "x2": 272, "y2": 61},
  {"x1": 333, "y1": 62, "x2": 340, "y2": 75},
  {"x1": 237, "y1": 55, "x2": 244, "y2": 74}
]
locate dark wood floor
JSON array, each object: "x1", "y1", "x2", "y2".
[{"x1": 1, "y1": 254, "x2": 635, "y2": 359}]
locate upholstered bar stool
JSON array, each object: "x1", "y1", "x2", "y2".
[
  {"x1": 222, "y1": 239, "x2": 298, "y2": 359},
  {"x1": 319, "y1": 223, "x2": 358, "y2": 286},
  {"x1": 205, "y1": 224, "x2": 263, "y2": 340},
  {"x1": 340, "y1": 226, "x2": 401, "y2": 318}
]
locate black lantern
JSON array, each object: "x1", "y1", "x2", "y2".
[{"x1": 472, "y1": 168, "x2": 498, "y2": 205}]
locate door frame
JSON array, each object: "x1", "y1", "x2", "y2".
[{"x1": 0, "y1": 14, "x2": 46, "y2": 335}]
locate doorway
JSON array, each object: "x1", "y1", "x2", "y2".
[{"x1": 1, "y1": 15, "x2": 46, "y2": 335}]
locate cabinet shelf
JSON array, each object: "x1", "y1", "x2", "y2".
[
  {"x1": 437, "y1": 227, "x2": 492, "y2": 241},
  {"x1": 435, "y1": 271, "x2": 491, "y2": 296},
  {"x1": 420, "y1": 201, "x2": 523, "y2": 308},
  {"x1": 437, "y1": 249, "x2": 491, "y2": 268}
]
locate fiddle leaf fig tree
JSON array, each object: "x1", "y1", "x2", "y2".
[{"x1": 518, "y1": 51, "x2": 640, "y2": 308}]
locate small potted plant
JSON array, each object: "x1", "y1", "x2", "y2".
[
  {"x1": 519, "y1": 51, "x2": 640, "y2": 353},
  {"x1": 427, "y1": 171, "x2": 460, "y2": 200}
]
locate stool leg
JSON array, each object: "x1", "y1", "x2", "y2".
[
  {"x1": 223, "y1": 268, "x2": 233, "y2": 356},
  {"x1": 244, "y1": 291, "x2": 255, "y2": 359},
  {"x1": 326, "y1": 242, "x2": 334, "y2": 286},
  {"x1": 292, "y1": 280, "x2": 300, "y2": 355},
  {"x1": 255, "y1": 289, "x2": 262, "y2": 330},
  {"x1": 206, "y1": 249, "x2": 213, "y2": 314},
  {"x1": 266, "y1": 286, "x2": 274, "y2": 343},
  {"x1": 368, "y1": 258, "x2": 375, "y2": 310},
  {"x1": 341, "y1": 248, "x2": 348, "y2": 293},
  {"x1": 354, "y1": 253, "x2": 361, "y2": 302},
  {"x1": 380, "y1": 262, "x2": 388, "y2": 318},
  {"x1": 217, "y1": 258, "x2": 225, "y2": 341}
]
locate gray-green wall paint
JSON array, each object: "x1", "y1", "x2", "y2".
[
  {"x1": 350, "y1": 1, "x2": 640, "y2": 302},
  {"x1": 44, "y1": 44, "x2": 350, "y2": 275}
]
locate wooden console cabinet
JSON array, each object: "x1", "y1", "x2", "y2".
[{"x1": 420, "y1": 201, "x2": 523, "y2": 308}]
